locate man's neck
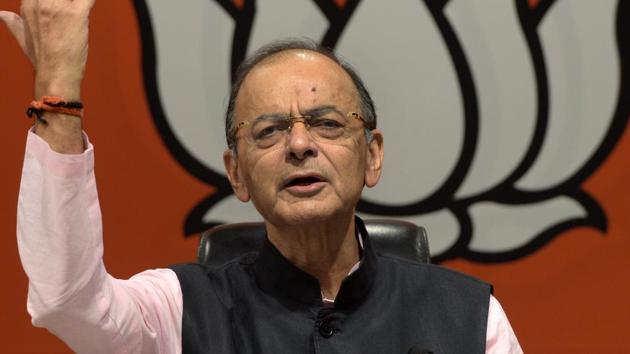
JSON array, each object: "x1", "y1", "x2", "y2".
[{"x1": 265, "y1": 215, "x2": 360, "y2": 301}]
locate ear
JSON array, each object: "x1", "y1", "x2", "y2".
[
  {"x1": 364, "y1": 129, "x2": 384, "y2": 188},
  {"x1": 223, "y1": 148, "x2": 251, "y2": 202}
]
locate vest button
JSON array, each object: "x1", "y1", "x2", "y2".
[{"x1": 319, "y1": 321, "x2": 334, "y2": 338}]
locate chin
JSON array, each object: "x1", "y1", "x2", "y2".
[{"x1": 263, "y1": 200, "x2": 350, "y2": 228}]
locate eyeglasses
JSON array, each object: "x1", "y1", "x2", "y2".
[{"x1": 234, "y1": 111, "x2": 367, "y2": 149}]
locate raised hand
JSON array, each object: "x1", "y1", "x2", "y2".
[{"x1": 0, "y1": 0, "x2": 96, "y2": 153}]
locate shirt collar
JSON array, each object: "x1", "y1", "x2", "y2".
[{"x1": 253, "y1": 216, "x2": 377, "y2": 310}]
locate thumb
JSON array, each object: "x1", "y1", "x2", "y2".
[{"x1": 0, "y1": 11, "x2": 34, "y2": 64}]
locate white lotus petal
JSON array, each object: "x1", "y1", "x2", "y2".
[
  {"x1": 147, "y1": 0, "x2": 233, "y2": 173},
  {"x1": 202, "y1": 195, "x2": 263, "y2": 224},
  {"x1": 337, "y1": 0, "x2": 464, "y2": 205},
  {"x1": 247, "y1": 0, "x2": 327, "y2": 53},
  {"x1": 516, "y1": 0, "x2": 619, "y2": 190},
  {"x1": 468, "y1": 197, "x2": 586, "y2": 253},
  {"x1": 447, "y1": 0, "x2": 537, "y2": 198},
  {"x1": 357, "y1": 209, "x2": 460, "y2": 257}
]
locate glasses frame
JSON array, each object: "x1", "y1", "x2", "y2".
[{"x1": 233, "y1": 111, "x2": 368, "y2": 149}]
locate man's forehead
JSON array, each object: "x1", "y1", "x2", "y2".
[{"x1": 236, "y1": 50, "x2": 359, "y2": 112}]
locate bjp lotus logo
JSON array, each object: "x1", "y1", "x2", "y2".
[{"x1": 133, "y1": 0, "x2": 629, "y2": 262}]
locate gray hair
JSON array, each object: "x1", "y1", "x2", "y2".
[{"x1": 225, "y1": 38, "x2": 377, "y2": 152}]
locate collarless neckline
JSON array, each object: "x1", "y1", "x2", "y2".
[{"x1": 253, "y1": 216, "x2": 377, "y2": 309}]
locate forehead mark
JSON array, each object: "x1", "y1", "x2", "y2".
[{"x1": 236, "y1": 52, "x2": 359, "y2": 120}]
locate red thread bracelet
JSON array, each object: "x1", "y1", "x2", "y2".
[{"x1": 27, "y1": 96, "x2": 84, "y2": 122}]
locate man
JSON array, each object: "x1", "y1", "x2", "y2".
[{"x1": 2, "y1": 1, "x2": 522, "y2": 353}]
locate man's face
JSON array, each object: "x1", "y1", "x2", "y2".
[{"x1": 224, "y1": 50, "x2": 383, "y2": 227}]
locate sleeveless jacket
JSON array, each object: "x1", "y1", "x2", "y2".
[{"x1": 170, "y1": 218, "x2": 491, "y2": 354}]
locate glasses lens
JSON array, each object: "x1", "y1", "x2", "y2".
[
  {"x1": 251, "y1": 117, "x2": 290, "y2": 148},
  {"x1": 308, "y1": 116, "x2": 347, "y2": 140},
  {"x1": 244, "y1": 112, "x2": 363, "y2": 149}
]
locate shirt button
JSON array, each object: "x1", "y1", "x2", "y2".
[{"x1": 319, "y1": 321, "x2": 334, "y2": 338}]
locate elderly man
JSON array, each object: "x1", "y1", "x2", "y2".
[{"x1": 3, "y1": 1, "x2": 521, "y2": 353}]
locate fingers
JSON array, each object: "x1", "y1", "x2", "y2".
[
  {"x1": 56, "y1": 0, "x2": 96, "y2": 15},
  {"x1": 85, "y1": 0, "x2": 96, "y2": 10},
  {"x1": 84, "y1": 0, "x2": 97, "y2": 11},
  {"x1": 2, "y1": 0, "x2": 96, "y2": 88},
  {"x1": 0, "y1": 11, "x2": 34, "y2": 63}
]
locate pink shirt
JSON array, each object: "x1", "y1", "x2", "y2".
[{"x1": 17, "y1": 131, "x2": 523, "y2": 353}]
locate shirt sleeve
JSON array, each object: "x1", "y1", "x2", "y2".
[
  {"x1": 17, "y1": 130, "x2": 183, "y2": 354},
  {"x1": 485, "y1": 295, "x2": 523, "y2": 354}
]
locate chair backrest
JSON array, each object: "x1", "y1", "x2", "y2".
[{"x1": 198, "y1": 219, "x2": 431, "y2": 268}]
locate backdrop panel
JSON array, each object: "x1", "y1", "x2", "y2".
[{"x1": 0, "y1": 0, "x2": 628, "y2": 352}]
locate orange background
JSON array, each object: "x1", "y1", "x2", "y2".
[{"x1": 1, "y1": 1, "x2": 629, "y2": 353}]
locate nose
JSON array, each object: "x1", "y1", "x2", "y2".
[{"x1": 286, "y1": 121, "x2": 317, "y2": 161}]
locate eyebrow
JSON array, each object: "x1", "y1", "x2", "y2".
[
  {"x1": 303, "y1": 105, "x2": 344, "y2": 117},
  {"x1": 251, "y1": 105, "x2": 344, "y2": 125}
]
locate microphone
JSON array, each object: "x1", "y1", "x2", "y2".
[{"x1": 407, "y1": 347, "x2": 434, "y2": 354}]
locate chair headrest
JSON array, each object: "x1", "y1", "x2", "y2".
[{"x1": 198, "y1": 219, "x2": 430, "y2": 268}]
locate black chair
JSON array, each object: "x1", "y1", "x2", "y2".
[{"x1": 198, "y1": 219, "x2": 431, "y2": 268}]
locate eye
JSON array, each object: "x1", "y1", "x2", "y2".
[
  {"x1": 255, "y1": 125, "x2": 280, "y2": 139},
  {"x1": 254, "y1": 122, "x2": 287, "y2": 140},
  {"x1": 310, "y1": 117, "x2": 344, "y2": 129}
]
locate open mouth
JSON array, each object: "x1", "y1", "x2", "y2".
[{"x1": 285, "y1": 176, "x2": 324, "y2": 187}]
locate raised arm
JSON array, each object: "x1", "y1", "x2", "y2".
[
  {"x1": 3, "y1": 2, "x2": 183, "y2": 353},
  {"x1": 0, "y1": 0, "x2": 90, "y2": 153}
]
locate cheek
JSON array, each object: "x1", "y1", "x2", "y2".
[
  {"x1": 245, "y1": 153, "x2": 282, "y2": 192},
  {"x1": 324, "y1": 144, "x2": 367, "y2": 186}
]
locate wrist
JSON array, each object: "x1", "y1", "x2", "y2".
[
  {"x1": 33, "y1": 114, "x2": 85, "y2": 154},
  {"x1": 35, "y1": 74, "x2": 82, "y2": 101}
]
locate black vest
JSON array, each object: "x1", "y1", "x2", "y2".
[{"x1": 170, "y1": 219, "x2": 491, "y2": 354}]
